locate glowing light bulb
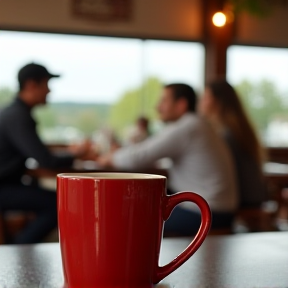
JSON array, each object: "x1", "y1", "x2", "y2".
[{"x1": 212, "y1": 12, "x2": 227, "y2": 27}]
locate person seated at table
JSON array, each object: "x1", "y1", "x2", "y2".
[
  {"x1": 0, "y1": 63, "x2": 93, "y2": 244},
  {"x1": 126, "y1": 116, "x2": 151, "y2": 145},
  {"x1": 97, "y1": 83, "x2": 238, "y2": 236},
  {"x1": 198, "y1": 79, "x2": 267, "y2": 208}
]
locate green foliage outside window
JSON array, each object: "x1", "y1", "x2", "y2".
[
  {"x1": 235, "y1": 79, "x2": 288, "y2": 137},
  {"x1": 108, "y1": 77, "x2": 162, "y2": 138}
]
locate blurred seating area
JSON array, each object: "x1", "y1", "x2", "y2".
[{"x1": 1, "y1": 144, "x2": 288, "y2": 243}]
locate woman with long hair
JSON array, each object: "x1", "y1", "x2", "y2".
[{"x1": 198, "y1": 79, "x2": 266, "y2": 208}]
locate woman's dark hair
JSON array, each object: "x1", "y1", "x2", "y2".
[
  {"x1": 207, "y1": 79, "x2": 264, "y2": 167},
  {"x1": 165, "y1": 83, "x2": 197, "y2": 112}
]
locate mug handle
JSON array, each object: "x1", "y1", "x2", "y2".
[{"x1": 154, "y1": 192, "x2": 212, "y2": 284}]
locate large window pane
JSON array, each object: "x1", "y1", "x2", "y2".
[
  {"x1": 0, "y1": 31, "x2": 204, "y2": 144},
  {"x1": 144, "y1": 40, "x2": 204, "y2": 92},
  {"x1": 227, "y1": 45, "x2": 288, "y2": 146}
]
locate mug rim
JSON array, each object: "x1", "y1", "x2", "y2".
[{"x1": 57, "y1": 172, "x2": 166, "y2": 180}]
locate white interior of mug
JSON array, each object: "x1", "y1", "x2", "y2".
[{"x1": 58, "y1": 172, "x2": 166, "y2": 179}]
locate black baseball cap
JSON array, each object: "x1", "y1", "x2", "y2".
[{"x1": 18, "y1": 63, "x2": 60, "y2": 87}]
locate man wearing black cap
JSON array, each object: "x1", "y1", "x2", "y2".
[{"x1": 0, "y1": 63, "x2": 90, "y2": 244}]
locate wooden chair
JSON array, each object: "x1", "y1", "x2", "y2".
[
  {"x1": 275, "y1": 188, "x2": 288, "y2": 231},
  {"x1": 0, "y1": 211, "x2": 34, "y2": 244},
  {"x1": 209, "y1": 227, "x2": 232, "y2": 235},
  {"x1": 0, "y1": 212, "x2": 5, "y2": 244},
  {"x1": 267, "y1": 147, "x2": 288, "y2": 164},
  {"x1": 234, "y1": 205, "x2": 277, "y2": 233}
]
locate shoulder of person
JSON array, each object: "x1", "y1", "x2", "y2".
[
  {"x1": 159, "y1": 113, "x2": 202, "y2": 139},
  {"x1": 0, "y1": 101, "x2": 16, "y2": 120},
  {"x1": 0, "y1": 98, "x2": 31, "y2": 125},
  {"x1": 176, "y1": 113, "x2": 209, "y2": 130}
]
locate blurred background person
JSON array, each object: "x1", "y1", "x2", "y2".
[
  {"x1": 198, "y1": 79, "x2": 267, "y2": 209},
  {"x1": 0, "y1": 63, "x2": 93, "y2": 244},
  {"x1": 97, "y1": 83, "x2": 238, "y2": 236},
  {"x1": 126, "y1": 116, "x2": 150, "y2": 145},
  {"x1": 92, "y1": 127, "x2": 121, "y2": 155}
]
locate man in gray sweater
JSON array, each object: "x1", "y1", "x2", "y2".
[{"x1": 98, "y1": 83, "x2": 238, "y2": 235}]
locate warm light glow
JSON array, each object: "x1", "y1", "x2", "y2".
[{"x1": 212, "y1": 12, "x2": 227, "y2": 27}]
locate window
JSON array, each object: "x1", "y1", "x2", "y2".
[
  {"x1": 0, "y1": 31, "x2": 204, "y2": 144},
  {"x1": 227, "y1": 45, "x2": 288, "y2": 146}
]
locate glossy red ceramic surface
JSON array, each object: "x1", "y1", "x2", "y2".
[{"x1": 57, "y1": 173, "x2": 211, "y2": 288}]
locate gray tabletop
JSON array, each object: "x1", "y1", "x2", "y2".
[{"x1": 0, "y1": 232, "x2": 288, "y2": 288}]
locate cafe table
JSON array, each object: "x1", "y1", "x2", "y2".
[{"x1": 0, "y1": 231, "x2": 287, "y2": 288}]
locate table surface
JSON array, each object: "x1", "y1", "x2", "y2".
[{"x1": 0, "y1": 231, "x2": 288, "y2": 288}]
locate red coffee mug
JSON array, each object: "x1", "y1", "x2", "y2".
[{"x1": 57, "y1": 173, "x2": 211, "y2": 288}]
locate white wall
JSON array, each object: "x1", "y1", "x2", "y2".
[{"x1": 0, "y1": 0, "x2": 202, "y2": 39}]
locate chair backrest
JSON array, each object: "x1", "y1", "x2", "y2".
[
  {"x1": 234, "y1": 206, "x2": 276, "y2": 232},
  {"x1": 0, "y1": 212, "x2": 5, "y2": 244}
]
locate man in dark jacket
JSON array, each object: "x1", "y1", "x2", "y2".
[{"x1": 0, "y1": 63, "x2": 90, "y2": 244}]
